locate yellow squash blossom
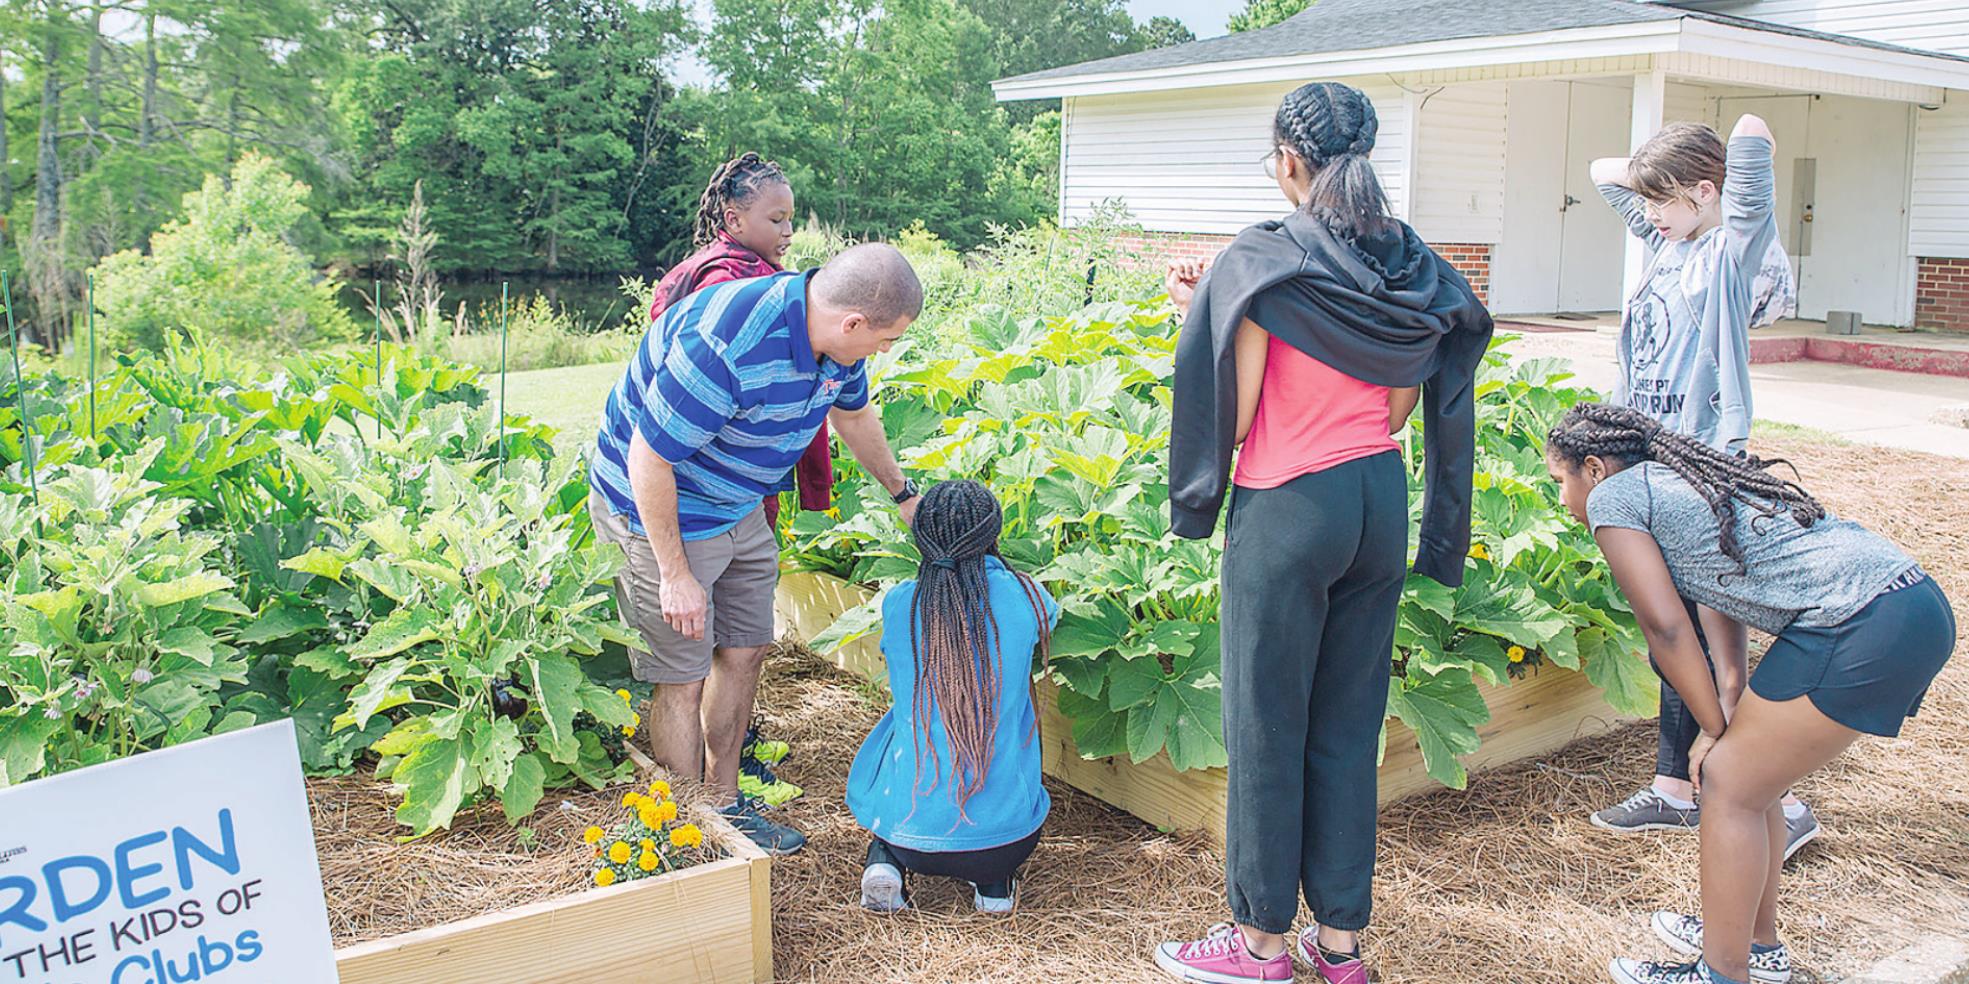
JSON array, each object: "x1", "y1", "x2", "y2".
[
  {"x1": 616, "y1": 688, "x2": 633, "y2": 703},
  {"x1": 621, "y1": 725, "x2": 637, "y2": 738},
  {"x1": 1508, "y1": 646, "x2": 1527, "y2": 664},
  {"x1": 1469, "y1": 543, "x2": 1489, "y2": 561},
  {"x1": 594, "y1": 868, "x2": 617, "y2": 888},
  {"x1": 638, "y1": 852, "x2": 660, "y2": 872},
  {"x1": 582, "y1": 826, "x2": 604, "y2": 845},
  {"x1": 608, "y1": 841, "x2": 633, "y2": 865}
]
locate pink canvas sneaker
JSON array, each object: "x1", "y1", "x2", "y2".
[
  {"x1": 1296, "y1": 928, "x2": 1369, "y2": 984},
  {"x1": 1153, "y1": 923, "x2": 1295, "y2": 983}
]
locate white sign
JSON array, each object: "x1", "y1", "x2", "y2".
[{"x1": 0, "y1": 720, "x2": 337, "y2": 984}]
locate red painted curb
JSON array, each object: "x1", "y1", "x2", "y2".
[{"x1": 1749, "y1": 335, "x2": 1969, "y2": 379}]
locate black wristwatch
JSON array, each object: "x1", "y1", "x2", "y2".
[{"x1": 891, "y1": 478, "x2": 920, "y2": 504}]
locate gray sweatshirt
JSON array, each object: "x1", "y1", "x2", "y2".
[{"x1": 1599, "y1": 135, "x2": 1797, "y2": 454}]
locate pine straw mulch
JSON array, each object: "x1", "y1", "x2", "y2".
[{"x1": 310, "y1": 435, "x2": 1969, "y2": 982}]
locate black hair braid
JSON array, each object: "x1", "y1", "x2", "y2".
[
  {"x1": 1547, "y1": 404, "x2": 1826, "y2": 566},
  {"x1": 692, "y1": 152, "x2": 788, "y2": 249},
  {"x1": 906, "y1": 479, "x2": 1048, "y2": 824},
  {"x1": 1273, "y1": 82, "x2": 1390, "y2": 236}
]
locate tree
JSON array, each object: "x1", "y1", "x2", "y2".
[
  {"x1": 90, "y1": 153, "x2": 356, "y2": 351},
  {"x1": 1138, "y1": 15, "x2": 1195, "y2": 49},
  {"x1": 1227, "y1": 0, "x2": 1314, "y2": 33}
]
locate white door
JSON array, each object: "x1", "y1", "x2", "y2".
[
  {"x1": 1792, "y1": 96, "x2": 1913, "y2": 325},
  {"x1": 1492, "y1": 81, "x2": 1570, "y2": 314},
  {"x1": 1718, "y1": 94, "x2": 1912, "y2": 324},
  {"x1": 1557, "y1": 81, "x2": 1636, "y2": 312},
  {"x1": 1493, "y1": 80, "x2": 1632, "y2": 314}
]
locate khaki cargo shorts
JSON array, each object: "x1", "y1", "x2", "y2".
[{"x1": 590, "y1": 491, "x2": 779, "y2": 684}]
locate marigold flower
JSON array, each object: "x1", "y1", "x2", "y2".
[
  {"x1": 621, "y1": 791, "x2": 639, "y2": 808},
  {"x1": 669, "y1": 824, "x2": 703, "y2": 849},
  {"x1": 648, "y1": 779, "x2": 670, "y2": 799},
  {"x1": 638, "y1": 851, "x2": 659, "y2": 872},
  {"x1": 1508, "y1": 646, "x2": 1527, "y2": 664},
  {"x1": 583, "y1": 826, "x2": 604, "y2": 845},
  {"x1": 653, "y1": 800, "x2": 677, "y2": 824},
  {"x1": 640, "y1": 838, "x2": 656, "y2": 852},
  {"x1": 608, "y1": 841, "x2": 632, "y2": 864},
  {"x1": 638, "y1": 804, "x2": 663, "y2": 828},
  {"x1": 594, "y1": 868, "x2": 617, "y2": 887}
]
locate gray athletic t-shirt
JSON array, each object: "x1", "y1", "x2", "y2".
[{"x1": 1586, "y1": 462, "x2": 1916, "y2": 633}]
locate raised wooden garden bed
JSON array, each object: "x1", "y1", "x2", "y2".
[
  {"x1": 333, "y1": 801, "x2": 772, "y2": 984},
  {"x1": 777, "y1": 569, "x2": 1629, "y2": 846}
]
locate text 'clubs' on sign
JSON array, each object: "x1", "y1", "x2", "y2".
[{"x1": 0, "y1": 719, "x2": 336, "y2": 984}]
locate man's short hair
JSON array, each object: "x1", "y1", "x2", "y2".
[{"x1": 812, "y1": 243, "x2": 923, "y2": 328}]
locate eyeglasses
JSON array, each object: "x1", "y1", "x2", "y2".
[{"x1": 1260, "y1": 148, "x2": 1281, "y2": 179}]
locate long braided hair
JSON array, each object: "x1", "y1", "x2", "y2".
[
  {"x1": 693, "y1": 152, "x2": 788, "y2": 249},
  {"x1": 1272, "y1": 81, "x2": 1393, "y2": 237},
  {"x1": 1547, "y1": 403, "x2": 1826, "y2": 565},
  {"x1": 906, "y1": 479, "x2": 1052, "y2": 821}
]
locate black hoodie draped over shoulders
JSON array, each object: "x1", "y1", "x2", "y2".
[{"x1": 1168, "y1": 208, "x2": 1494, "y2": 587}]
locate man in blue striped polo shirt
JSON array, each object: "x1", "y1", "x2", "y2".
[{"x1": 590, "y1": 243, "x2": 923, "y2": 854}]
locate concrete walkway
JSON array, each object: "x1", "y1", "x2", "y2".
[{"x1": 1500, "y1": 320, "x2": 1969, "y2": 458}]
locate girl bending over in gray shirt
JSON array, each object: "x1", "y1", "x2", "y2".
[{"x1": 1546, "y1": 403, "x2": 1955, "y2": 984}]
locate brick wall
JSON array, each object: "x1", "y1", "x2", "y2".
[
  {"x1": 1915, "y1": 257, "x2": 1969, "y2": 333},
  {"x1": 1111, "y1": 232, "x2": 1493, "y2": 306}
]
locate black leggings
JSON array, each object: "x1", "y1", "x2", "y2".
[
  {"x1": 1653, "y1": 597, "x2": 1714, "y2": 782},
  {"x1": 868, "y1": 828, "x2": 1041, "y2": 886},
  {"x1": 1220, "y1": 452, "x2": 1408, "y2": 935}
]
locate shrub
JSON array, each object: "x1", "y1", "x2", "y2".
[{"x1": 89, "y1": 154, "x2": 357, "y2": 354}]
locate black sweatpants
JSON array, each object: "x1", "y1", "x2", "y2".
[
  {"x1": 1221, "y1": 452, "x2": 1408, "y2": 935},
  {"x1": 868, "y1": 828, "x2": 1041, "y2": 887},
  {"x1": 1653, "y1": 597, "x2": 1714, "y2": 782}
]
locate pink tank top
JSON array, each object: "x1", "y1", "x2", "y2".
[{"x1": 1233, "y1": 336, "x2": 1399, "y2": 489}]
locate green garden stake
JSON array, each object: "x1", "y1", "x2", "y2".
[
  {"x1": 87, "y1": 273, "x2": 97, "y2": 440},
  {"x1": 498, "y1": 281, "x2": 509, "y2": 476},
  {"x1": 373, "y1": 279, "x2": 384, "y2": 441},
  {"x1": 3, "y1": 271, "x2": 40, "y2": 511}
]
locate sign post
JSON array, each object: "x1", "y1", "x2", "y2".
[{"x1": 0, "y1": 720, "x2": 338, "y2": 984}]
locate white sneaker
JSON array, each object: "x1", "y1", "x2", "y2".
[
  {"x1": 860, "y1": 861, "x2": 907, "y2": 913},
  {"x1": 1650, "y1": 911, "x2": 1792, "y2": 983}
]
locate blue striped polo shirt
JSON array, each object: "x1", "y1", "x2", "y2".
[{"x1": 590, "y1": 271, "x2": 869, "y2": 540}]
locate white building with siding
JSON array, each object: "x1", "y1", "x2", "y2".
[{"x1": 992, "y1": 0, "x2": 1969, "y2": 331}]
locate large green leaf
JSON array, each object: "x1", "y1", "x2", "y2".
[
  {"x1": 394, "y1": 736, "x2": 478, "y2": 834},
  {"x1": 135, "y1": 572, "x2": 235, "y2": 608},
  {"x1": 0, "y1": 715, "x2": 61, "y2": 785},
  {"x1": 810, "y1": 600, "x2": 883, "y2": 655},
  {"x1": 1387, "y1": 670, "x2": 1490, "y2": 789},
  {"x1": 156, "y1": 626, "x2": 221, "y2": 666},
  {"x1": 528, "y1": 654, "x2": 584, "y2": 764},
  {"x1": 501, "y1": 752, "x2": 547, "y2": 824},
  {"x1": 349, "y1": 608, "x2": 442, "y2": 661},
  {"x1": 340, "y1": 657, "x2": 414, "y2": 732},
  {"x1": 1580, "y1": 628, "x2": 1660, "y2": 718},
  {"x1": 1159, "y1": 678, "x2": 1228, "y2": 771},
  {"x1": 1056, "y1": 685, "x2": 1127, "y2": 760},
  {"x1": 236, "y1": 604, "x2": 329, "y2": 645}
]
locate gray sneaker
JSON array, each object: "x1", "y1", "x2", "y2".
[
  {"x1": 1608, "y1": 958, "x2": 1733, "y2": 984},
  {"x1": 717, "y1": 797, "x2": 806, "y2": 856},
  {"x1": 1782, "y1": 803, "x2": 1821, "y2": 862},
  {"x1": 1592, "y1": 786, "x2": 1700, "y2": 833},
  {"x1": 1651, "y1": 911, "x2": 1792, "y2": 983}
]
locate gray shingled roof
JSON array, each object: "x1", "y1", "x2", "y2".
[
  {"x1": 994, "y1": 0, "x2": 1967, "y2": 89},
  {"x1": 995, "y1": 0, "x2": 1679, "y2": 86}
]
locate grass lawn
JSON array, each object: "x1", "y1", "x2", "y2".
[{"x1": 500, "y1": 360, "x2": 625, "y2": 450}]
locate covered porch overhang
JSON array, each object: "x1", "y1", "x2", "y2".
[{"x1": 990, "y1": 18, "x2": 1969, "y2": 105}]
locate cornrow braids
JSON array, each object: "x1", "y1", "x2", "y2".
[
  {"x1": 1272, "y1": 81, "x2": 1391, "y2": 237},
  {"x1": 904, "y1": 479, "x2": 1047, "y2": 825},
  {"x1": 1547, "y1": 403, "x2": 1826, "y2": 566},
  {"x1": 693, "y1": 152, "x2": 788, "y2": 249}
]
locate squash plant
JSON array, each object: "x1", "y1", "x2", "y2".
[{"x1": 786, "y1": 297, "x2": 1658, "y2": 788}]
